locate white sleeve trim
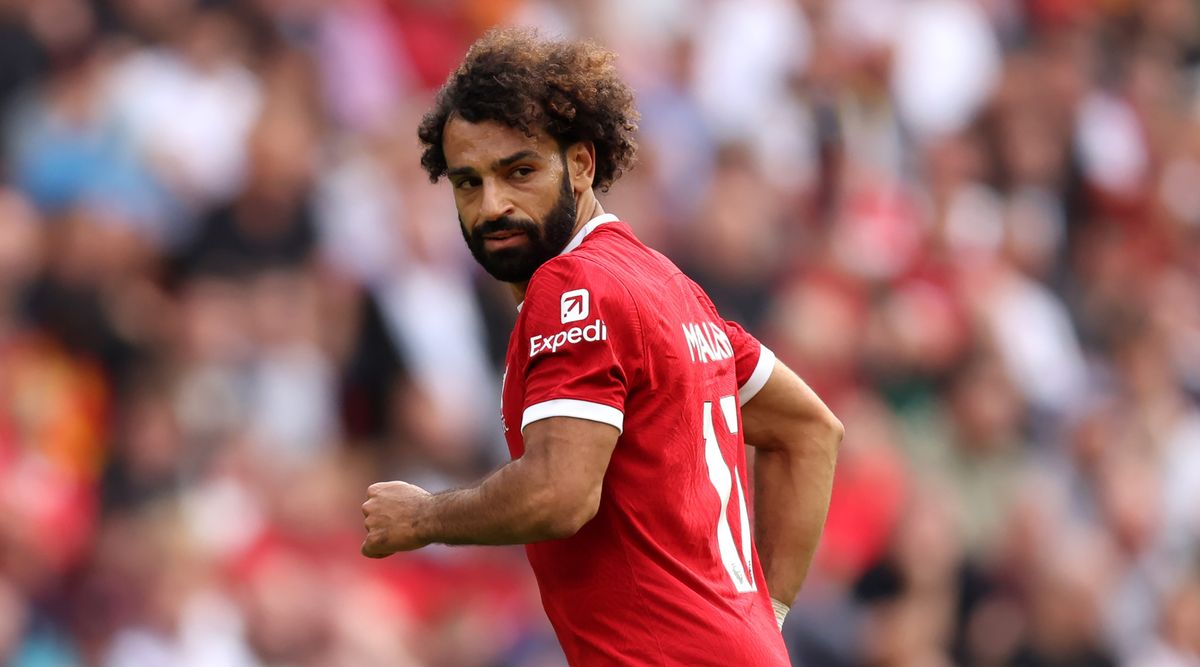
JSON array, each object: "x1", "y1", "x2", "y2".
[
  {"x1": 521, "y1": 399, "x2": 624, "y2": 433},
  {"x1": 738, "y1": 345, "x2": 776, "y2": 406}
]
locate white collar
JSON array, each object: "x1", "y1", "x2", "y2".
[
  {"x1": 560, "y1": 213, "x2": 618, "y2": 255},
  {"x1": 516, "y1": 213, "x2": 618, "y2": 312}
]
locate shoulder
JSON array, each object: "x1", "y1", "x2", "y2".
[
  {"x1": 526, "y1": 252, "x2": 629, "y2": 306},
  {"x1": 520, "y1": 253, "x2": 642, "y2": 342}
]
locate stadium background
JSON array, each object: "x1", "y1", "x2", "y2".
[{"x1": 0, "y1": 0, "x2": 1198, "y2": 665}]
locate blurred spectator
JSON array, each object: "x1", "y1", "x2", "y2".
[
  {"x1": 0, "y1": 1, "x2": 1197, "y2": 666},
  {"x1": 1130, "y1": 567, "x2": 1200, "y2": 667},
  {"x1": 104, "y1": 6, "x2": 262, "y2": 231}
]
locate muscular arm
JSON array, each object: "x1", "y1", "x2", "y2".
[
  {"x1": 362, "y1": 417, "x2": 618, "y2": 555},
  {"x1": 741, "y1": 360, "x2": 843, "y2": 605}
]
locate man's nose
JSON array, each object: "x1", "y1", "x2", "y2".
[{"x1": 479, "y1": 179, "x2": 514, "y2": 222}]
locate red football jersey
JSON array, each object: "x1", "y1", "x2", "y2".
[{"x1": 501, "y1": 214, "x2": 788, "y2": 665}]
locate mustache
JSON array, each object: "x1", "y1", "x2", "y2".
[{"x1": 473, "y1": 216, "x2": 539, "y2": 238}]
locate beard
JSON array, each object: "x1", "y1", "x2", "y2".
[{"x1": 461, "y1": 168, "x2": 577, "y2": 283}]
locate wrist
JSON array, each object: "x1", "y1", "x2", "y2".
[
  {"x1": 771, "y1": 597, "x2": 790, "y2": 631},
  {"x1": 411, "y1": 491, "x2": 439, "y2": 546}
]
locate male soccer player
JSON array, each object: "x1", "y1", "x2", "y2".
[{"x1": 361, "y1": 28, "x2": 843, "y2": 665}]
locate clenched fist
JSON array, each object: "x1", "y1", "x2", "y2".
[{"x1": 361, "y1": 481, "x2": 433, "y2": 558}]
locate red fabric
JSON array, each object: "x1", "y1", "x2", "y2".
[
  {"x1": 502, "y1": 221, "x2": 789, "y2": 666},
  {"x1": 720, "y1": 317, "x2": 768, "y2": 389}
]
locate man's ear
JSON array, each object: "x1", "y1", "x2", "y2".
[{"x1": 565, "y1": 141, "x2": 596, "y2": 194}]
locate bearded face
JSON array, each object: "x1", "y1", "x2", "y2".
[{"x1": 460, "y1": 164, "x2": 576, "y2": 283}]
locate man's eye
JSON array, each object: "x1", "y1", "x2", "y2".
[
  {"x1": 455, "y1": 179, "x2": 480, "y2": 190},
  {"x1": 511, "y1": 167, "x2": 534, "y2": 178}
]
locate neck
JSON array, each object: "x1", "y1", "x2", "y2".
[{"x1": 510, "y1": 193, "x2": 604, "y2": 303}]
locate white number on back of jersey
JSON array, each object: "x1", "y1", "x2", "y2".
[{"x1": 703, "y1": 396, "x2": 756, "y2": 593}]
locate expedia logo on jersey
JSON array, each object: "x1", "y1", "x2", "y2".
[
  {"x1": 531, "y1": 289, "x2": 607, "y2": 357},
  {"x1": 560, "y1": 288, "x2": 589, "y2": 323}
]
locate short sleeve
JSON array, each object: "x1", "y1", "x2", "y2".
[
  {"x1": 518, "y1": 257, "x2": 641, "y2": 433},
  {"x1": 723, "y1": 319, "x2": 776, "y2": 406}
]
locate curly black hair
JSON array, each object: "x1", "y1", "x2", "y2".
[{"x1": 418, "y1": 28, "x2": 639, "y2": 191}]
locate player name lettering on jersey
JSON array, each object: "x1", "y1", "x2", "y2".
[
  {"x1": 530, "y1": 319, "x2": 609, "y2": 357},
  {"x1": 682, "y1": 321, "x2": 734, "y2": 364}
]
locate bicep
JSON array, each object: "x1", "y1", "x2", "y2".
[
  {"x1": 520, "y1": 416, "x2": 619, "y2": 514},
  {"x1": 740, "y1": 360, "x2": 842, "y2": 451}
]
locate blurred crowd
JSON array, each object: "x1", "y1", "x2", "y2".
[{"x1": 0, "y1": 0, "x2": 1198, "y2": 666}]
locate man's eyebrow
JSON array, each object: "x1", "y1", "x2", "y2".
[
  {"x1": 495, "y1": 150, "x2": 541, "y2": 168},
  {"x1": 448, "y1": 150, "x2": 542, "y2": 179}
]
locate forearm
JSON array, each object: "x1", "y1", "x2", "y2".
[
  {"x1": 417, "y1": 458, "x2": 572, "y2": 546},
  {"x1": 753, "y1": 419, "x2": 840, "y2": 604}
]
